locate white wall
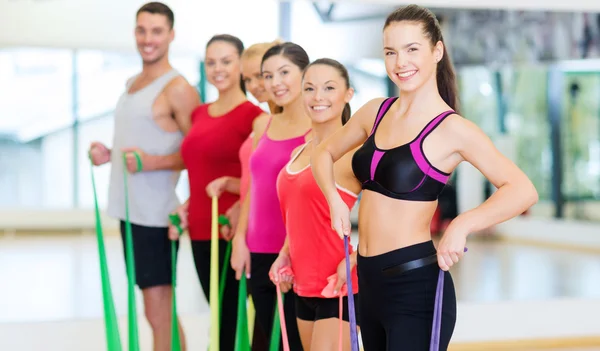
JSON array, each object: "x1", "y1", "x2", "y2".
[
  {"x1": 289, "y1": 1, "x2": 386, "y2": 61},
  {"x1": 0, "y1": 0, "x2": 388, "y2": 62},
  {"x1": 6, "y1": 0, "x2": 598, "y2": 64},
  {"x1": 0, "y1": 0, "x2": 279, "y2": 56}
]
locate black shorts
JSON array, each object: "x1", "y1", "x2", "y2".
[
  {"x1": 296, "y1": 294, "x2": 360, "y2": 324},
  {"x1": 119, "y1": 220, "x2": 179, "y2": 290}
]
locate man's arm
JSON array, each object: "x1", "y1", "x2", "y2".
[
  {"x1": 168, "y1": 76, "x2": 201, "y2": 135},
  {"x1": 136, "y1": 77, "x2": 201, "y2": 172}
]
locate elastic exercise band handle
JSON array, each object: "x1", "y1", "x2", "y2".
[
  {"x1": 169, "y1": 213, "x2": 230, "y2": 235},
  {"x1": 169, "y1": 214, "x2": 184, "y2": 236},
  {"x1": 218, "y1": 215, "x2": 230, "y2": 227},
  {"x1": 124, "y1": 151, "x2": 143, "y2": 172}
]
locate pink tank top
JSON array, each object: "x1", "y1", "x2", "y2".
[
  {"x1": 246, "y1": 120, "x2": 311, "y2": 253},
  {"x1": 239, "y1": 133, "x2": 253, "y2": 203}
]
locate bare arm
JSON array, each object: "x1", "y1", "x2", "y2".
[
  {"x1": 311, "y1": 98, "x2": 384, "y2": 204},
  {"x1": 233, "y1": 114, "x2": 270, "y2": 240},
  {"x1": 449, "y1": 116, "x2": 538, "y2": 234},
  {"x1": 223, "y1": 177, "x2": 241, "y2": 195},
  {"x1": 143, "y1": 78, "x2": 200, "y2": 171},
  {"x1": 279, "y1": 235, "x2": 290, "y2": 257},
  {"x1": 335, "y1": 146, "x2": 363, "y2": 196}
]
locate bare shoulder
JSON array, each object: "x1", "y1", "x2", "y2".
[
  {"x1": 252, "y1": 113, "x2": 270, "y2": 134},
  {"x1": 441, "y1": 113, "x2": 484, "y2": 137},
  {"x1": 250, "y1": 113, "x2": 272, "y2": 148},
  {"x1": 164, "y1": 76, "x2": 199, "y2": 103},
  {"x1": 253, "y1": 113, "x2": 270, "y2": 128},
  {"x1": 439, "y1": 113, "x2": 493, "y2": 153},
  {"x1": 351, "y1": 97, "x2": 388, "y2": 128}
]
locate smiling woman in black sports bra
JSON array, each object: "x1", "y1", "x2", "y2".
[{"x1": 311, "y1": 5, "x2": 538, "y2": 351}]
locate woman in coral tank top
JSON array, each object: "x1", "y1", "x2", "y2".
[{"x1": 270, "y1": 59, "x2": 361, "y2": 351}]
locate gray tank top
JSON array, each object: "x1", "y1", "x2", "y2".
[{"x1": 106, "y1": 69, "x2": 183, "y2": 227}]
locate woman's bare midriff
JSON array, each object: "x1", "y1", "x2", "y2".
[{"x1": 357, "y1": 190, "x2": 438, "y2": 257}]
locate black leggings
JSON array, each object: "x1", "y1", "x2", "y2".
[
  {"x1": 250, "y1": 253, "x2": 303, "y2": 351},
  {"x1": 192, "y1": 240, "x2": 269, "y2": 351},
  {"x1": 357, "y1": 240, "x2": 456, "y2": 351}
]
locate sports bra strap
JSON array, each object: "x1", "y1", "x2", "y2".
[
  {"x1": 414, "y1": 110, "x2": 455, "y2": 144},
  {"x1": 369, "y1": 97, "x2": 397, "y2": 136}
]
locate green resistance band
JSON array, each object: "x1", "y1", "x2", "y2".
[
  {"x1": 122, "y1": 152, "x2": 141, "y2": 351},
  {"x1": 89, "y1": 150, "x2": 144, "y2": 351},
  {"x1": 234, "y1": 270, "x2": 251, "y2": 351},
  {"x1": 269, "y1": 295, "x2": 283, "y2": 351},
  {"x1": 89, "y1": 152, "x2": 123, "y2": 351},
  {"x1": 168, "y1": 214, "x2": 184, "y2": 351},
  {"x1": 217, "y1": 215, "x2": 233, "y2": 320}
]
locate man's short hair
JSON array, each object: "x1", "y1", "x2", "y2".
[{"x1": 136, "y1": 2, "x2": 174, "y2": 29}]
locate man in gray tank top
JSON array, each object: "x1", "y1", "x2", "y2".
[{"x1": 89, "y1": 3, "x2": 199, "y2": 350}]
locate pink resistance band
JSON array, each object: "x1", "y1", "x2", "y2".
[
  {"x1": 270, "y1": 236, "x2": 358, "y2": 351},
  {"x1": 269, "y1": 267, "x2": 292, "y2": 351},
  {"x1": 271, "y1": 266, "x2": 351, "y2": 351}
]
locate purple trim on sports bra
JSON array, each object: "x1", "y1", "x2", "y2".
[
  {"x1": 370, "y1": 150, "x2": 385, "y2": 180},
  {"x1": 369, "y1": 98, "x2": 396, "y2": 136},
  {"x1": 409, "y1": 175, "x2": 427, "y2": 192},
  {"x1": 409, "y1": 111, "x2": 453, "y2": 184}
]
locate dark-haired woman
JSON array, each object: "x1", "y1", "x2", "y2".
[
  {"x1": 270, "y1": 58, "x2": 361, "y2": 351},
  {"x1": 311, "y1": 5, "x2": 538, "y2": 351},
  {"x1": 169, "y1": 34, "x2": 266, "y2": 351},
  {"x1": 230, "y1": 42, "x2": 312, "y2": 351}
]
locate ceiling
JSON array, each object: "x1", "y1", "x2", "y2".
[{"x1": 2, "y1": 0, "x2": 599, "y2": 56}]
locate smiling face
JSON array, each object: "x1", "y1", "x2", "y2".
[
  {"x1": 383, "y1": 21, "x2": 443, "y2": 94},
  {"x1": 134, "y1": 12, "x2": 174, "y2": 64},
  {"x1": 302, "y1": 64, "x2": 353, "y2": 125},
  {"x1": 205, "y1": 41, "x2": 241, "y2": 92},
  {"x1": 242, "y1": 55, "x2": 269, "y2": 103},
  {"x1": 261, "y1": 54, "x2": 303, "y2": 108}
]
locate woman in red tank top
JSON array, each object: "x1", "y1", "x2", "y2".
[
  {"x1": 202, "y1": 40, "x2": 281, "y2": 351},
  {"x1": 205, "y1": 40, "x2": 282, "y2": 238},
  {"x1": 170, "y1": 34, "x2": 266, "y2": 351},
  {"x1": 270, "y1": 59, "x2": 362, "y2": 350}
]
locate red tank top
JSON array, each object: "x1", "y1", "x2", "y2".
[
  {"x1": 181, "y1": 101, "x2": 263, "y2": 241},
  {"x1": 276, "y1": 143, "x2": 359, "y2": 297}
]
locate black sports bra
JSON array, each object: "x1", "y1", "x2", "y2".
[{"x1": 351, "y1": 97, "x2": 455, "y2": 201}]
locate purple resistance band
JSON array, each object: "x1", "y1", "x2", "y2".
[
  {"x1": 346, "y1": 238, "x2": 467, "y2": 351},
  {"x1": 344, "y1": 236, "x2": 360, "y2": 351},
  {"x1": 430, "y1": 269, "x2": 444, "y2": 351},
  {"x1": 430, "y1": 247, "x2": 467, "y2": 351}
]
